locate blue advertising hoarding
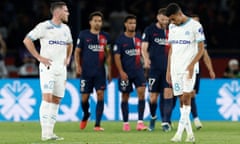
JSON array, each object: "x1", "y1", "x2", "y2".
[{"x1": 0, "y1": 78, "x2": 239, "y2": 121}]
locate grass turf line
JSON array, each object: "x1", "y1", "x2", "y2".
[{"x1": 0, "y1": 121, "x2": 239, "y2": 144}]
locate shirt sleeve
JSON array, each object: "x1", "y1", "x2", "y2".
[
  {"x1": 106, "y1": 33, "x2": 111, "y2": 51},
  {"x1": 66, "y1": 26, "x2": 73, "y2": 44},
  {"x1": 27, "y1": 22, "x2": 45, "y2": 41},
  {"x1": 113, "y1": 39, "x2": 121, "y2": 55},
  {"x1": 194, "y1": 22, "x2": 205, "y2": 43},
  {"x1": 76, "y1": 32, "x2": 83, "y2": 49},
  {"x1": 141, "y1": 27, "x2": 149, "y2": 42}
]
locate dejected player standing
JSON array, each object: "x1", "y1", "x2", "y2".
[
  {"x1": 166, "y1": 3, "x2": 205, "y2": 142},
  {"x1": 113, "y1": 14, "x2": 148, "y2": 131},
  {"x1": 141, "y1": 8, "x2": 174, "y2": 132},
  {"x1": 23, "y1": 1, "x2": 73, "y2": 141},
  {"x1": 74, "y1": 11, "x2": 112, "y2": 131}
]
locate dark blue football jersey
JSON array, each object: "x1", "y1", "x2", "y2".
[
  {"x1": 113, "y1": 33, "x2": 143, "y2": 78},
  {"x1": 142, "y1": 23, "x2": 169, "y2": 70},
  {"x1": 76, "y1": 30, "x2": 110, "y2": 76}
]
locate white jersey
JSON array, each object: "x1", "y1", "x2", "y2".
[
  {"x1": 168, "y1": 18, "x2": 205, "y2": 74},
  {"x1": 27, "y1": 20, "x2": 73, "y2": 66}
]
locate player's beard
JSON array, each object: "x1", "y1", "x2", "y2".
[
  {"x1": 160, "y1": 23, "x2": 167, "y2": 29},
  {"x1": 128, "y1": 29, "x2": 135, "y2": 33},
  {"x1": 61, "y1": 16, "x2": 68, "y2": 23},
  {"x1": 94, "y1": 25, "x2": 101, "y2": 32}
]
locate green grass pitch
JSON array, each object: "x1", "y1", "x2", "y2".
[{"x1": 0, "y1": 121, "x2": 239, "y2": 144}]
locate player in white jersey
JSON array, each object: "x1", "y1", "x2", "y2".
[
  {"x1": 23, "y1": 1, "x2": 73, "y2": 141},
  {"x1": 165, "y1": 3, "x2": 205, "y2": 143}
]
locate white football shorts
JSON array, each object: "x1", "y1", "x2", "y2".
[
  {"x1": 171, "y1": 71, "x2": 196, "y2": 96},
  {"x1": 39, "y1": 63, "x2": 67, "y2": 97}
]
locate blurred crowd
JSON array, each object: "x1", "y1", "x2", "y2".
[{"x1": 0, "y1": 0, "x2": 239, "y2": 78}]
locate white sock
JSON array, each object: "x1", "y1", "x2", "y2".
[
  {"x1": 176, "y1": 108, "x2": 185, "y2": 137},
  {"x1": 194, "y1": 117, "x2": 200, "y2": 121},
  {"x1": 183, "y1": 105, "x2": 193, "y2": 136},
  {"x1": 48, "y1": 103, "x2": 59, "y2": 135},
  {"x1": 39, "y1": 101, "x2": 51, "y2": 138}
]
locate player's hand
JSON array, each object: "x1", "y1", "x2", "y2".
[
  {"x1": 0, "y1": 34, "x2": 3, "y2": 41},
  {"x1": 186, "y1": 64, "x2": 194, "y2": 79},
  {"x1": 76, "y1": 65, "x2": 82, "y2": 77},
  {"x1": 166, "y1": 71, "x2": 172, "y2": 85},
  {"x1": 38, "y1": 56, "x2": 52, "y2": 67},
  {"x1": 209, "y1": 70, "x2": 216, "y2": 79},
  {"x1": 64, "y1": 57, "x2": 71, "y2": 66},
  {"x1": 107, "y1": 73, "x2": 112, "y2": 83},
  {"x1": 144, "y1": 68, "x2": 149, "y2": 79},
  {"x1": 143, "y1": 59, "x2": 151, "y2": 69},
  {"x1": 120, "y1": 71, "x2": 128, "y2": 81}
]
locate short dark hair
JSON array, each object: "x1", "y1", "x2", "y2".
[
  {"x1": 190, "y1": 14, "x2": 199, "y2": 18},
  {"x1": 89, "y1": 11, "x2": 104, "y2": 21},
  {"x1": 124, "y1": 14, "x2": 137, "y2": 23},
  {"x1": 165, "y1": 3, "x2": 181, "y2": 17},
  {"x1": 50, "y1": 1, "x2": 66, "y2": 14},
  {"x1": 157, "y1": 8, "x2": 167, "y2": 15}
]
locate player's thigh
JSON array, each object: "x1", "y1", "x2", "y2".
[
  {"x1": 148, "y1": 71, "x2": 161, "y2": 93},
  {"x1": 118, "y1": 78, "x2": 133, "y2": 93},
  {"x1": 39, "y1": 64, "x2": 55, "y2": 94},
  {"x1": 94, "y1": 73, "x2": 106, "y2": 91},
  {"x1": 133, "y1": 69, "x2": 146, "y2": 88},
  {"x1": 182, "y1": 72, "x2": 196, "y2": 93},
  {"x1": 53, "y1": 71, "x2": 67, "y2": 98},
  {"x1": 193, "y1": 73, "x2": 200, "y2": 94},
  {"x1": 80, "y1": 76, "x2": 94, "y2": 93},
  {"x1": 171, "y1": 73, "x2": 184, "y2": 96}
]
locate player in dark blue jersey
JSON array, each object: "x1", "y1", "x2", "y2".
[
  {"x1": 113, "y1": 14, "x2": 148, "y2": 131},
  {"x1": 74, "y1": 11, "x2": 112, "y2": 131},
  {"x1": 141, "y1": 8, "x2": 174, "y2": 132}
]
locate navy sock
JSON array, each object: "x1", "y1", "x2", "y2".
[
  {"x1": 149, "y1": 101, "x2": 157, "y2": 117},
  {"x1": 121, "y1": 101, "x2": 129, "y2": 122},
  {"x1": 138, "y1": 100, "x2": 145, "y2": 120},
  {"x1": 191, "y1": 97, "x2": 198, "y2": 118},
  {"x1": 172, "y1": 96, "x2": 177, "y2": 109},
  {"x1": 162, "y1": 98, "x2": 173, "y2": 123},
  {"x1": 95, "y1": 100, "x2": 104, "y2": 127},
  {"x1": 159, "y1": 93, "x2": 164, "y2": 119},
  {"x1": 81, "y1": 101, "x2": 90, "y2": 120}
]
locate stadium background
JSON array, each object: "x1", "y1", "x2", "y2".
[{"x1": 0, "y1": 0, "x2": 239, "y2": 122}]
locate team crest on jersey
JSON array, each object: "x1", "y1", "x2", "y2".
[{"x1": 185, "y1": 31, "x2": 190, "y2": 35}]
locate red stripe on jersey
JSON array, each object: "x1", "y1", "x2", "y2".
[
  {"x1": 98, "y1": 34, "x2": 107, "y2": 65},
  {"x1": 165, "y1": 29, "x2": 170, "y2": 55},
  {"x1": 134, "y1": 37, "x2": 141, "y2": 67}
]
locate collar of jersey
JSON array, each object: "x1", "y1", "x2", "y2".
[
  {"x1": 179, "y1": 18, "x2": 191, "y2": 27},
  {"x1": 49, "y1": 20, "x2": 62, "y2": 28}
]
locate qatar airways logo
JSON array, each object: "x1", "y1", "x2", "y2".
[
  {"x1": 125, "y1": 49, "x2": 140, "y2": 56},
  {"x1": 49, "y1": 40, "x2": 67, "y2": 45},
  {"x1": 169, "y1": 40, "x2": 190, "y2": 44},
  {"x1": 88, "y1": 44, "x2": 104, "y2": 52},
  {"x1": 154, "y1": 38, "x2": 167, "y2": 45}
]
